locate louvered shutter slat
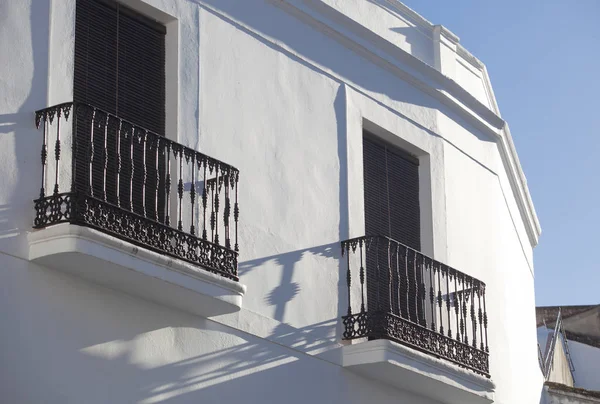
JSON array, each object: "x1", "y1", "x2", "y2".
[
  {"x1": 363, "y1": 133, "x2": 421, "y2": 321},
  {"x1": 73, "y1": 0, "x2": 166, "y2": 221}
]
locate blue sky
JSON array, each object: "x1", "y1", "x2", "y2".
[{"x1": 401, "y1": 0, "x2": 600, "y2": 306}]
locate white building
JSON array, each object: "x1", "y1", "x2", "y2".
[
  {"x1": 0, "y1": 0, "x2": 543, "y2": 403},
  {"x1": 538, "y1": 305, "x2": 600, "y2": 403}
]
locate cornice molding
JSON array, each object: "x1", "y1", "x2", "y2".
[
  {"x1": 457, "y1": 45, "x2": 484, "y2": 70},
  {"x1": 378, "y1": 0, "x2": 434, "y2": 33},
  {"x1": 273, "y1": 0, "x2": 540, "y2": 246},
  {"x1": 434, "y1": 24, "x2": 460, "y2": 45}
]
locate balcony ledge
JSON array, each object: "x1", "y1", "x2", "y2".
[
  {"x1": 342, "y1": 339, "x2": 495, "y2": 404},
  {"x1": 28, "y1": 223, "x2": 246, "y2": 318}
]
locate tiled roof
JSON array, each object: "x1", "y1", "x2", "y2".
[
  {"x1": 536, "y1": 304, "x2": 600, "y2": 348},
  {"x1": 536, "y1": 305, "x2": 597, "y2": 327},
  {"x1": 546, "y1": 382, "x2": 600, "y2": 400}
]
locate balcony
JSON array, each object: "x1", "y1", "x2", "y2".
[
  {"x1": 340, "y1": 236, "x2": 494, "y2": 403},
  {"x1": 28, "y1": 102, "x2": 245, "y2": 317}
]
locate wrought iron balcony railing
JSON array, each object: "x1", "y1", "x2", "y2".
[
  {"x1": 341, "y1": 235, "x2": 489, "y2": 376},
  {"x1": 34, "y1": 102, "x2": 240, "y2": 280}
]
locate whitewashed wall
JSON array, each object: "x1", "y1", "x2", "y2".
[
  {"x1": 0, "y1": 0, "x2": 542, "y2": 403},
  {"x1": 0, "y1": 253, "x2": 435, "y2": 404}
]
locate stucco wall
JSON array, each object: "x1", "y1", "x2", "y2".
[
  {"x1": 0, "y1": 253, "x2": 434, "y2": 404},
  {"x1": 0, "y1": 0, "x2": 541, "y2": 402},
  {"x1": 443, "y1": 129, "x2": 542, "y2": 404},
  {"x1": 0, "y1": 0, "x2": 50, "y2": 259}
]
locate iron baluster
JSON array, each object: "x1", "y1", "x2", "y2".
[
  {"x1": 360, "y1": 240, "x2": 365, "y2": 313},
  {"x1": 478, "y1": 282, "x2": 484, "y2": 351},
  {"x1": 376, "y1": 237, "x2": 381, "y2": 312},
  {"x1": 165, "y1": 141, "x2": 171, "y2": 226},
  {"x1": 141, "y1": 130, "x2": 147, "y2": 217},
  {"x1": 454, "y1": 271, "x2": 460, "y2": 341},
  {"x1": 483, "y1": 287, "x2": 489, "y2": 352},
  {"x1": 224, "y1": 171, "x2": 231, "y2": 249},
  {"x1": 437, "y1": 263, "x2": 443, "y2": 335},
  {"x1": 70, "y1": 104, "x2": 77, "y2": 193},
  {"x1": 462, "y1": 275, "x2": 468, "y2": 344},
  {"x1": 102, "y1": 114, "x2": 108, "y2": 201},
  {"x1": 346, "y1": 242, "x2": 352, "y2": 316},
  {"x1": 129, "y1": 126, "x2": 135, "y2": 210},
  {"x1": 115, "y1": 119, "x2": 122, "y2": 207},
  {"x1": 177, "y1": 147, "x2": 183, "y2": 231},
  {"x1": 420, "y1": 255, "x2": 426, "y2": 327},
  {"x1": 234, "y1": 174, "x2": 239, "y2": 252},
  {"x1": 54, "y1": 107, "x2": 62, "y2": 194},
  {"x1": 210, "y1": 177, "x2": 215, "y2": 242},
  {"x1": 190, "y1": 152, "x2": 196, "y2": 235},
  {"x1": 404, "y1": 245, "x2": 410, "y2": 319},
  {"x1": 396, "y1": 244, "x2": 402, "y2": 316},
  {"x1": 471, "y1": 280, "x2": 477, "y2": 348},
  {"x1": 214, "y1": 164, "x2": 220, "y2": 245},
  {"x1": 154, "y1": 137, "x2": 160, "y2": 221},
  {"x1": 458, "y1": 274, "x2": 465, "y2": 343},
  {"x1": 196, "y1": 156, "x2": 202, "y2": 238},
  {"x1": 38, "y1": 111, "x2": 48, "y2": 198},
  {"x1": 202, "y1": 158, "x2": 208, "y2": 240},
  {"x1": 429, "y1": 258, "x2": 435, "y2": 331},
  {"x1": 445, "y1": 266, "x2": 452, "y2": 338},
  {"x1": 388, "y1": 239, "x2": 393, "y2": 314},
  {"x1": 89, "y1": 109, "x2": 97, "y2": 197},
  {"x1": 413, "y1": 249, "x2": 419, "y2": 323}
]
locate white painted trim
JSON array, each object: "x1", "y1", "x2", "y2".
[
  {"x1": 361, "y1": 117, "x2": 439, "y2": 260},
  {"x1": 457, "y1": 44, "x2": 485, "y2": 71},
  {"x1": 378, "y1": 0, "x2": 436, "y2": 32},
  {"x1": 457, "y1": 56, "x2": 483, "y2": 78},
  {"x1": 434, "y1": 24, "x2": 460, "y2": 45}
]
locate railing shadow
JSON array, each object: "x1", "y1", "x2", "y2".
[
  {"x1": 239, "y1": 243, "x2": 338, "y2": 322},
  {"x1": 68, "y1": 316, "x2": 344, "y2": 403}
]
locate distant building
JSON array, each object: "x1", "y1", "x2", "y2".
[{"x1": 537, "y1": 305, "x2": 600, "y2": 403}]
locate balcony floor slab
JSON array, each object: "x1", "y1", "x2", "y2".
[
  {"x1": 28, "y1": 223, "x2": 246, "y2": 318},
  {"x1": 342, "y1": 339, "x2": 495, "y2": 404}
]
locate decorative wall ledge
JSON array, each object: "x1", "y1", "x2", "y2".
[{"x1": 28, "y1": 224, "x2": 246, "y2": 317}]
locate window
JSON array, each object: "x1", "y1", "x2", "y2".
[
  {"x1": 363, "y1": 132, "x2": 422, "y2": 319},
  {"x1": 73, "y1": 0, "x2": 166, "y2": 219}
]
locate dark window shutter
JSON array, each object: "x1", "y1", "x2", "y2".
[
  {"x1": 73, "y1": 0, "x2": 118, "y2": 114},
  {"x1": 74, "y1": 0, "x2": 165, "y2": 130},
  {"x1": 116, "y1": 6, "x2": 165, "y2": 135},
  {"x1": 363, "y1": 132, "x2": 421, "y2": 320},
  {"x1": 73, "y1": 0, "x2": 166, "y2": 220}
]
